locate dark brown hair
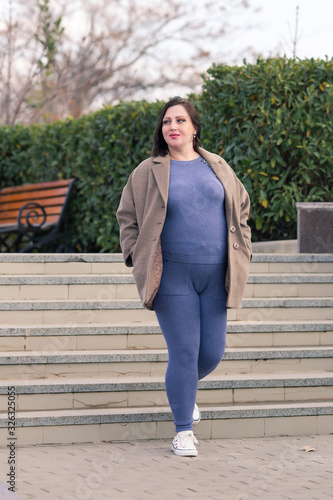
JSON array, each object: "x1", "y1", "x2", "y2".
[{"x1": 151, "y1": 97, "x2": 202, "y2": 157}]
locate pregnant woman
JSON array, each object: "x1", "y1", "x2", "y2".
[{"x1": 117, "y1": 97, "x2": 252, "y2": 457}]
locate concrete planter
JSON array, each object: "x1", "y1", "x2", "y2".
[{"x1": 296, "y1": 202, "x2": 333, "y2": 253}]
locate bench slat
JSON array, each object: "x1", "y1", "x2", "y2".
[
  {"x1": 0, "y1": 178, "x2": 75, "y2": 251},
  {"x1": 0, "y1": 205, "x2": 63, "y2": 221},
  {"x1": 0, "y1": 187, "x2": 71, "y2": 204},
  {"x1": 0, "y1": 179, "x2": 74, "y2": 194},
  {"x1": 0, "y1": 214, "x2": 60, "y2": 227},
  {"x1": 0, "y1": 196, "x2": 67, "y2": 213}
]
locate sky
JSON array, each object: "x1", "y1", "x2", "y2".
[
  {"x1": 2, "y1": 0, "x2": 332, "y2": 62},
  {"x1": 1, "y1": 0, "x2": 332, "y2": 63},
  {"x1": 232, "y1": 0, "x2": 333, "y2": 63},
  {"x1": 1, "y1": 0, "x2": 332, "y2": 106},
  {"x1": 137, "y1": 0, "x2": 333, "y2": 100}
]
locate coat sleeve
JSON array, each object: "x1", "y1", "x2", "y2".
[
  {"x1": 238, "y1": 179, "x2": 252, "y2": 259},
  {"x1": 116, "y1": 175, "x2": 138, "y2": 267}
]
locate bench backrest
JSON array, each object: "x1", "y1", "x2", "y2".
[{"x1": 0, "y1": 179, "x2": 75, "y2": 230}]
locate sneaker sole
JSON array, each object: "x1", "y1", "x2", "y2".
[{"x1": 172, "y1": 444, "x2": 198, "y2": 457}]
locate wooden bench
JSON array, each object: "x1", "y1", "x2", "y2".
[{"x1": 0, "y1": 179, "x2": 76, "y2": 252}]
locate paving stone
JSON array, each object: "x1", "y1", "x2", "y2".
[{"x1": 0, "y1": 434, "x2": 332, "y2": 500}]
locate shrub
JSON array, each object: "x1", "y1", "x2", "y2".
[
  {"x1": 1, "y1": 58, "x2": 332, "y2": 251},
  {"x1": 0, "y1": 101, "x2": 162, "y2": 252},
  {"x1": 199, "y1": 57, "x2": 333, "y2": 241}
]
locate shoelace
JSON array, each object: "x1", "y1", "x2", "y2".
[{"x1": 176, "y1": 432, "x2": 198, "y2": 448}]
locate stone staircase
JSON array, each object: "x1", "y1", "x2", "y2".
[{"x1": 0, "y1": 253, "x2": 332, "y2": 446}]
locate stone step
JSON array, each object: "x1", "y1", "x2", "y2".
[
  {"x1": 0, "y1": 252, "x2": 332, "y2": 448},
  {"x1": 0, "y1": 254, "x2": 131, "y2": 275},
  {"x1": 0, "y1": 273, "x2": 332, "y2": 300},
  {"x1": 1, "y1": 320, "x2": 332, "y2": 351},
  {"x1": 1, "y1": 347, "x2": 332, "y2": 379},
  {"x1": 0, "y1": 253, "x2": 332, "y2": 275},
  {"x1": 0, "y1": 297, "x2": 332, "y2": 325},
  {"x1": 249, "y1": 256, "x2": 333, "y2": 274},
  {"x1": 1, "y1": 373, "x2": 332, "y2": 412},
  {"x1": 0, "y1": 275, "x2": 136, "y2": 301},
  {"x1": 245, "y1": 274, "x2": 333, "y2": 298},
  {"x1": 0, "y1": 401, "x2": 332, "y2": 446}
]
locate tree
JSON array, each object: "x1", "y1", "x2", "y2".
[
  {"x1": 0, "y1": 0, "x2": 257, "y2": 124},
  {"x1": 0, "y1": 0, "x2": 64, "y2": 125}
]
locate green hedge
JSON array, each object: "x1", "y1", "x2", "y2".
[
  {"x1": 199, "y1": 57, "x2": 333, "y2": 240},
  {"x1": 0, "y1": 101, "x2": 162, "y2": 252},
  {"x1": 0, "y1": 57, "x2": 332, "y2": 251}
]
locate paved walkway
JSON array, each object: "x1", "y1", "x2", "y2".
[{"x1": 0, "y1": 435, "x2": 332, "y2": 500}]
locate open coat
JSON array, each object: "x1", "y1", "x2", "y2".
[{"x1": 116, "y1": 147, "x2": 252, "y2": 310}]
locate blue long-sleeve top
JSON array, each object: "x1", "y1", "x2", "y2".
[{"x1": 161, "y1": 156, "x2": 228, "y2": 264}]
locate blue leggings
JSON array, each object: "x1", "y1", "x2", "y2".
[{"x1": 154, "y1": 260, "x2": 228, "y2": 433}]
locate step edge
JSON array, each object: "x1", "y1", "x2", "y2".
[
  {"x1": 0, "y1": 401, "x2": 332, "y2": 427},
  {"x1": 1, "y1": 252, "x2": 333, "y2": 263},
  {"x1": 1, "y1": 321, "x2": 333, "y2": 336},
  {"x1": 1, "y1": 347, "x2": 333, "y2": 364},
  {"x1": 1, "y1": 274, "x2": 332, "y2": 285},
  {"x1": 1, "y1": 373, "x2": 332, "y2": 394},
  {"x1": 0, "y1": 297, "x2": 333, "y2": 310}
]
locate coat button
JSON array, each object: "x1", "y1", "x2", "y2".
[
  {"x1": 230, "y1": 226, "x2": 236, "y2": 233},
  {"x1": 233, "y1": 242, "x2": 239, "y2": 250}
]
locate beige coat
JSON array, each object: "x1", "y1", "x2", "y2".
[{"x1": 116, "y1": 147, "x2": 252, "y2": 310}]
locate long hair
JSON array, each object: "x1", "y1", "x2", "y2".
[{"x1": 151, "y1": 97, "x2": 202, "y2": 157}]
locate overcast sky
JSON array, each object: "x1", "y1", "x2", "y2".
[
  {"x1": 232, "y1": 0, "x2": 333, "y2": 63},
  {"x1": 142, "y1": 0, "x2": 333, "y2": 100},
  {"x1": 1, "y1": 0, "x2": 332, "y2": 105}
]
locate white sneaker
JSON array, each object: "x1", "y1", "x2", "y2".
[
  {"x1": 193, "y1": 403, "x2": 201, "y2": 424},
  {"x1": 172, "y1": 430, "x2": 198, "y2": 457}
]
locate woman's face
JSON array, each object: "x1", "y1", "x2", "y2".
[{"x1": 162, "y1": 105, "x2": 196, "y2": 152}]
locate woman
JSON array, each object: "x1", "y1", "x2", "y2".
[{"x1": 117, "y1": 97, "x2": 252, "y2": 457}]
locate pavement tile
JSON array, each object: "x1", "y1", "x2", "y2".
[{"x1": 0, "y1": 435, "x2": 332, "y2": 500}]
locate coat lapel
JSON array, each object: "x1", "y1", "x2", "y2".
[
  {"x1": 150, "y1": 149, "x2": 234, "y2": 214},
  {"x1": 151, "y1": 155, "x2": 170, "y2": 204}
]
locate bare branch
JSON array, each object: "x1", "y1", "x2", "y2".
[{"x1": 0, "y1": 0, "x2": 258, "y2": 124}]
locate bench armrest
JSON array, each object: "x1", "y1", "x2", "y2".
[{"x1": 18, "y1": 202, "x2": 47, "y2": 234}]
